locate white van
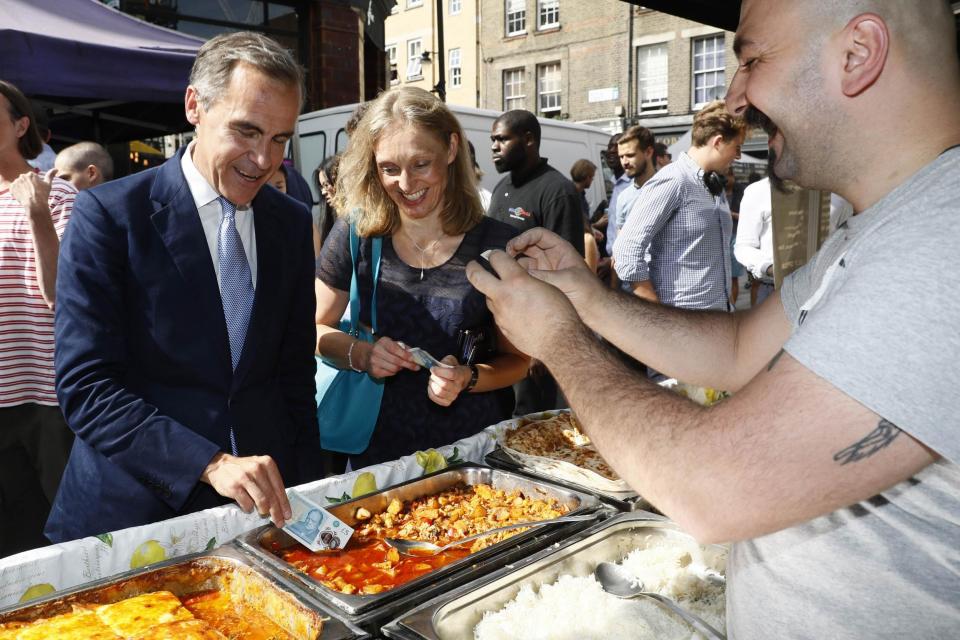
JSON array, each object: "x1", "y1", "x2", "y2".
[{"x1": 292, "y1": 103, "x2": 612, "y2": 216}]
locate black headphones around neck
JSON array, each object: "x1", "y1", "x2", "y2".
[{"x1": 703, "y1": 171, "x2": 727, "y2": 197}]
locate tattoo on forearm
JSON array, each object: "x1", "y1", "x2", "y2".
[
  {"x1": 767, "y1": 349, "x2": 785, "y2": 372},
  {"x1": 833, "y1": 419, "x2": 902, "y2": 465}
]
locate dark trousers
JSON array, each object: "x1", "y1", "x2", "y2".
[{"x1": 0, "y1": 404, "x2": 74, "y2": 558}]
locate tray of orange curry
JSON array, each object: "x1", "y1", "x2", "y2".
[
  {"x1": 0, "y1": 544, "x2": 368, "y2": 640},
  {"x1": 235, "y1": 464, "x2": 602, "y2": 623}
]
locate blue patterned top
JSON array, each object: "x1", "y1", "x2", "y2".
[{"x1": 317, "y1": 216, "x2": 518, "y2": 466}]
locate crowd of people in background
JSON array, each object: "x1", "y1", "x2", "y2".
[
  {"x1": 1, "y1": 29, "x2": 787, "y2": 558},
  {"x1": 0, "y1": 53, "x2": 769, "y2": 555},
  {"x1": 4, "y1": 2, "x2": 958, "y2": 636}
]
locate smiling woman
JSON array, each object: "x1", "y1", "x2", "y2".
[{"x1": 314, "y1": 87, "x2": 530, "y2": 469}]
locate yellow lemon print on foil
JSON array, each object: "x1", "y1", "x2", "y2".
[
  {"x1": 351, "y1": 472, "x2": 378, "y2": 498},
  {"x1": 130, "y1": 540, "x2": 166, "y2": 569},
  {"x1": 19, "y1": 583, "x2": 55, "y2": 603}
]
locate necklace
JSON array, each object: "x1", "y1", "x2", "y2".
[{"x1": 402, "y1": 228, "x2": 444, "y2": 280}]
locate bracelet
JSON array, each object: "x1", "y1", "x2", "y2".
[
  {"x1": 347, "y1": 340, "x2": 364, "y2": 373},
  {"x1": 464, "y1": 364, "x2": 479, "y2": 391}
]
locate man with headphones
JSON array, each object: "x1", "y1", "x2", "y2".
[{"x1": 613, "y1": 100, "x2": 746, "y2": 311}]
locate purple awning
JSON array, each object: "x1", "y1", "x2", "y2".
[{"x1": 0, "y1": 0, "x2": 202, "y2": 103}]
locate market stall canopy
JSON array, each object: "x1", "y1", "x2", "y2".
[
  {"x1": 0, "y1": 0, "x2": 202, "y2": 143},
  {"x1": 619, "y1": 0, "x2": 741, "y2": 32}
]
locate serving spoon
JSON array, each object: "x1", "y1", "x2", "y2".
[
  {"x1": 384, "y1": 513, "x2": 597, "y2": 556},
  {"x1": 594, "y1": 561, "x2": 727, "y2": 639}
]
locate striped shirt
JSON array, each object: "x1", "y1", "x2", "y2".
[
  {"x1": 0, "y1": 176, "x2": 76, "y2": 406},
  {"x1": 613, "y1": 152, "x2": 732, "y2": 311}
]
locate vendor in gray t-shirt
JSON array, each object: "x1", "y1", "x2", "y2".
[{"x1": 464, "y1": 1, "x2": 960, "y2": 638}]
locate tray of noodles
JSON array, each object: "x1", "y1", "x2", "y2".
[{"x1": 491, "y1": 411, "x2": 639, "y2": 499}]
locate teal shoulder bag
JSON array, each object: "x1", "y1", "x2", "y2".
[{"x1": 315, "y1": 224, "x2": 384, "y2": 453}]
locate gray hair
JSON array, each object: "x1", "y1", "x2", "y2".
[
  {"x1": 189, "y1": 31, "x2": 304, "y2": 110},
  {"x1": 57, "y1": 142, "x2": 114, "y2": 180}
]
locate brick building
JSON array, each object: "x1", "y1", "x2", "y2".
[
  {"x1": 479, "y1": 1, "x2": 742, "y2": 148},
  {"x1": 117, "y1": 0, "x2": 395, "y2": 112},
  {"x1": 385, "y1": 0, "x2": 482, "y2": 107}
]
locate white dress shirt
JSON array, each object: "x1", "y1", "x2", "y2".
[
  {"x1": 734, "y1": 177, "x2": 774, "y2": 281},
  {"x1": 181, "y1": 144, "x2": 258, "y2": 288}
]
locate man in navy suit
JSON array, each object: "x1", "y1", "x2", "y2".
[{"x1": 47, "y1": 32, "x2": 322, "y2": 542}]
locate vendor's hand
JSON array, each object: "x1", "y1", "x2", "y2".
[
  {"x1": 506, "y1": 228, "x2": 606, "y2": 312},
  {"x1": 466, "y1": 250, "x2": 581, "y2": 362},
  {"x1": 200, "y1": 452, "x2": 291, "y2": 528},
  {"x1": 427, "y1": 355, "x2": 471, "y2": 407},
  {"x1": 363, "y1": 336, "x2": 419, "y2": 378},
  {"x1": 10, "y1": 169, "x2": 56, "y2": 219}
]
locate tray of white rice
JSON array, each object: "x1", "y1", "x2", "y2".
[{"x1": 381, "y1": 512, "x2": 726, "y2": 640}]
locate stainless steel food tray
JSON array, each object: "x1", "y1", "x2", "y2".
[
  {"x1": 485, "y1": 447, "x2": 650, "y2": 512},
  {"x1": 382, "y1": 511, "x2": 727, "y2": 640},
  {"x1": 0, "y1": 544, "x2": 369, "y2": 639},
  {"x1": 236, "y1": 464, "x2": 602, "y2": 622}
]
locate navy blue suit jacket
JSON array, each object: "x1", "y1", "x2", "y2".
[{"x1": 47, "y1": 148, "x2": 321, "y2": 542}]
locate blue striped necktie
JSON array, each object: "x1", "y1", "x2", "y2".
[{"x1": 217, "y1": 196, "x2": 253, "y2": 456}]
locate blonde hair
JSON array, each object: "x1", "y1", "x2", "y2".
[
  {"x1": 691, "y1": 100, "x2": 746, "y2": 147},
  {"x1": 334, "y1": 86, "x2": 483, "y2": 237}
]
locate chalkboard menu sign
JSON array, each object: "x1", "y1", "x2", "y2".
[{"x1": 770, "y1": 186, "x2": 831, "y2": 287}]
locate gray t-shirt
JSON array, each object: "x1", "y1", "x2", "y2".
[{"x1": 727, "y1": 149, "x2": 960, "y2": 639}]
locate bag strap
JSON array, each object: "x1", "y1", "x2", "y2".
[{"x1": 348, "y1": 223, "x2": 382, "y2": 335}]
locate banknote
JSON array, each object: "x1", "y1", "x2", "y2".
[
  {"x1": 406, "y1": 346, "x2": 454, "y2": 370},
  {"x1": 284, "y1": 490, "x2": 354, "y2": 552}
]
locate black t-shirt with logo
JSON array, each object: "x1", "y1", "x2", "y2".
[{"x1": 487, "y1": 159, "x2": 586, "y2": 256}]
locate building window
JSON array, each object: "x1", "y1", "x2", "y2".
[
  {"x1": 407, "y1": 0, "x2": 423, "y2": 7},
  {"x1": 637, "y1": 43, "x2": 668, "y2": 112},
  {"x1": 406, "y1": 39, "x2": 423, "y2": 79},
  {"x1": 692, "y1": 34, "x2": 725, "y2": 108},
  {"x1": 505, "y1": 0, "x2": 525, "y2": 36},
  {"x1": 503, "y1": 68, "x2": 525, "y2": 110},
  {"x1": 450, "y1": 0, "x2": 461, "y2": 15},
  {"x1": 386, "y1": 44, "x2": 398, "y2": 85},
  {"x1": 449, "y1": 48, "x2": 462, "y2": 88},
  {"x1": 537, "y1": 62, "x2": 561, "y2": 116},
  {"x1": 537, "y1": 0, "x2": 558, "y2": 30}
]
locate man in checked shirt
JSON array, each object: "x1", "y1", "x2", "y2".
[{"x1": 613, "y1": 100, "x2": 746, "y2": 311}]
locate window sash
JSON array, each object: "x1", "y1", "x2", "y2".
[
  {"x1": 503, "y1": 68, "x2": 525, "y2": 110},
  {"x1": 637, "y1": 43, "x2": 668, "y2": 110},
  {"x1": 449, "y1": 49, "x2": 462, "y2": 87},
  {"x1": 387, "y1": 45, "x2": 398, "y2": 84},
  {"x1": 538, "y1": 0, "x2": 558, "y2": 29},
  {"x1": 537, "y1": 62, "x2": 561, "y2": 113},
  {"x1": 506, "y1": 0, "x2": 526, "y2": 35},
  {"x1": 692, "y1": 35, "x2": 724, "y2": 107},
  {"x1": 450, "y1": 0, "x2": 461, "y2": 14},
  {"x1": 407, "y1": 39, "x2": 422, "y2": 79}
]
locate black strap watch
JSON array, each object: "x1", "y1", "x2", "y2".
[{"x1": 465, "y1": 364, "x2": 479, "y2": 391}]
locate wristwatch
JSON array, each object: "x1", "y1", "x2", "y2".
[{"x1": 465, "y1": 364, "x2": 479, "y2": 391}]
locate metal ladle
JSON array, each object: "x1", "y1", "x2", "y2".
[
  {"x1": 384, "y1": 514, "x2": 597, "y2": 556},
  {"x1": 594, "y1": 561, "x2": 727, "y2": 639}
]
